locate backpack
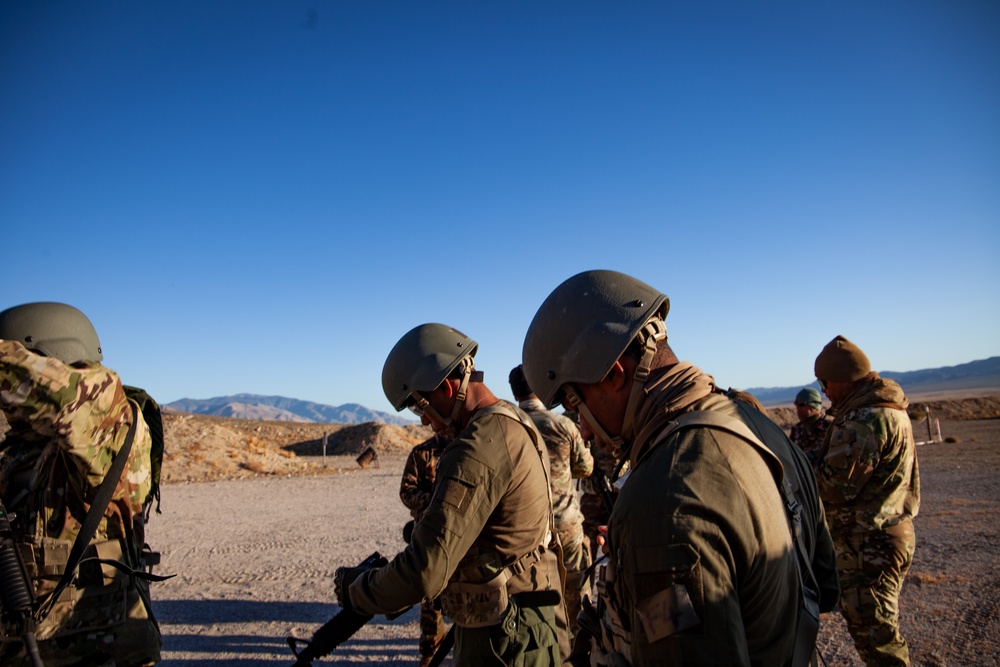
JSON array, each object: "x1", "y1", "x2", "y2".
[{"x1": 123, "y1": 385, "x2": 164, "y2": 515}]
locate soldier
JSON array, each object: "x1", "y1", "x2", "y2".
[
  {"x1": 398, "y1": 433, "x2": 448, "y2": 667},
  {"x1": 0, "y1": 302, "x2": 162, "y2": 666},
  {"x1": 789, "y1": 387, "x2": 833, "y2": 463},
  {"x1": 522, "y1": 270, "x2": 840, "y2": 666},
  {"x1": 576, "y1": 441, "x2": 618, "y2": 569},
  {"x1": 336, "y1": 323, "x2": 568, "y2": 665},
  {"x1": 813, "y1": 336, "x2": 920, "y2": 667},
  {"x1": 508, "y1": 364, "x2": 593, "y2": 636}
]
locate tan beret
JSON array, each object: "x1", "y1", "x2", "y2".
[{"x1": 814, "y1": 335, "x2": 871, "y2": 382}]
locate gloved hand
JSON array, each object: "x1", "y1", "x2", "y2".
[{"x1": 334, "y1": 565, "x2": 367, "y2": 612}]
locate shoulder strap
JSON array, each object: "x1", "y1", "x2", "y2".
[
  {"x1": 470, "y1": 401, "x2": 564, "y2": 584},
  {"x1": 646, "y1": 409, "x2": 821, "y2": 667},
  {"x1": 35, "y1": 402, "x2": 139, "y2": 621}
]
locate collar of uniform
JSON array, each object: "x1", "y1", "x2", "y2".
[{"x1": 518, "y1": 397, "x2": 547, "y2": 412}]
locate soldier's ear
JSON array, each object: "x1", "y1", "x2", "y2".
[
  {"x1": 439, "y1": 378, "x2": 458, "y2": 399},
  {"x1": 606, "y1": 360, "x2": 629, "y2": 393}
]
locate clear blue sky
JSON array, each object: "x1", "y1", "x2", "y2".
[{"x1": 3, "y1": 1, "x2": 998, "y2": 413}]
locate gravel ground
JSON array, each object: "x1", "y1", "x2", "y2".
[{"x1": 149, "y1": 418, "x2": 1000, "y2": 667}]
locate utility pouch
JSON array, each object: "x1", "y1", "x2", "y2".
[
  {"x1": 594, "y1": 557, "x2": 633, "y2": 665},
  {"x1": 35, "y1": 540, "x2": 129, "y2": 641},
  {"x1": 441, "y1": 569, "x2": 511, "y2": 628}
]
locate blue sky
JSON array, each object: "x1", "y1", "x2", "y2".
[{"x1": 3, "y1": 1, "x2": 998, "y2": 413}]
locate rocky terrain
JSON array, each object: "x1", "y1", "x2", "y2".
[
  {"x1": 161, "y1": 394, "x2": 1000, "y2": 484},
  {"x1": 160, "y1": 411, "x2": 433, "y2": 484}
]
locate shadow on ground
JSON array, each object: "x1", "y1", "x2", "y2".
[{"x1": 154, "y1": 599, "x2": 430, "y2": 666}]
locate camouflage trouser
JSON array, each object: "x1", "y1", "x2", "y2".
[
  {"x1": 580, "y1": 492, "x2": 610, "y2": 563},
  {"x1": 454, "y1": 596, "x2": 561, "y2": 666},
  {"x1": 559, "y1": 527, "x2": 593, "y2": 636},
  {"x1": 418, "y1": 597, "x2": 447, "y2": 666},
  {"x1": 834, "y1": 521, "x2": 915, "y2": 667}
]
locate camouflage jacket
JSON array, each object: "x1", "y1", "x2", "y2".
[
  {"x1": 399, "y1": 434, "x2": 446, "y2": 518},
  {"x1": 0, "y1": 340, "x2": 153, "y2": 550},
  {"x1": 789, "y1": 411, "x2": 833, "y2": 463},
  {"x1": 519, "y1": 397, "x2": 593, "y2": 535},
  {"x1": 814, "y1": 373, "x2": 920, "y2": 536},
  {"x1": 0, "y1": 340, "x2": 160, "y2": 662}
]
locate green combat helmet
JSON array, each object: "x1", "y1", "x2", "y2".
[
  {"x1": 795, "y1": 387, "x2": 823, "y2": 408},
  {"x1": 0, "y1": 301, "x2": 103, "y2": 364},
  {"x1": 522, "y1": 270, "x2": 669, "y2": 453},
  {"x1": 382, "y1": 323, "x2": 480, "y2": 440}
]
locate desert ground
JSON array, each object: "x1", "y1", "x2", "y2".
[{"x1": 140, "y1": 393, "x2": 1000, "y2": 666}]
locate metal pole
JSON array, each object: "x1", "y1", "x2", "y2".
[{"x1": 323, "y1": 432, "x2": 328, "y2": 467}]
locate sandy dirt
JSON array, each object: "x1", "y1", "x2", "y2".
[{"x1": 146, "y1": 399, "x2": 1000, "y2": 666}]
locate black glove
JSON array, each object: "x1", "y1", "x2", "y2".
[{"x1": 334, "y1": 565, "x2": 367, "y2": 611}]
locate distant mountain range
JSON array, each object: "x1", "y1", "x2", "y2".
[
  {"x1": 747, "y1": 356, "x2": 1000, "y2": 406},
  {"x1": 165, "y1": 357, "x2": 999, "y2": 423},
  {"x1": 165, "y1": 394, "x2": 415, "y2": 426}
]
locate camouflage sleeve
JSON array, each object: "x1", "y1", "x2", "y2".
[
  {"x1": 814, "y1": 416, "x2": 881, "y2": 505},
  {"x1": 567, "y1": 424, "x2": 594, "y2": 479},
  {"x1": 399, "y1": 448, "x2": 429, "y2": 514}
]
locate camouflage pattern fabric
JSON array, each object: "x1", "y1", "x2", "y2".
[
  {"x1": 519, "y1": 397, "x2": 593, "y2": 634},
  {"x1": 0, "y1": 340, "x2": 161, "y2": 666},
  {"x1": 790, "y1": 411, "x2": 833, "y2": 463},
  {"x1": 399, "y1": 434, "x2": 446, "y2": 518},
  {"x1": 399, "y1": 434, "x2": 448, "y2": 665},
  {"x1": 836, "y1": 523, "x2": 915, "y2": 667},
  {"x1": 814, "y1": 374, "x2": 919, "y2": 666}
]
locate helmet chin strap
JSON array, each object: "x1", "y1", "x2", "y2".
[
  {"x1": 416, "y1": 356, "x2": 478, "y2": 441},
  {"x1": 621, "y1": 318, "x2": 667, "y2": 442},
  {"x1": 564, "y1": 317, "x2": 667, "y2": 475},
  {"x1": 563, "y1": 386, "x2": 624, "y2": 459}
]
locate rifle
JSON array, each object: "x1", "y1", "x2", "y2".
[
  {"x1": 287, "y1": 551, "x2": 410, "y2": 666},
  {"x1": 0, "y1": 498, "x2": 43, "y2": 667}
]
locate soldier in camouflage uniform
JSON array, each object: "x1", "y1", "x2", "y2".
[
  {"x1": 336, "y1": 324, "x2": 567, "y2": 666},
  {"x1": 509, "y1": 364, "x2": 593, "y2": 635},
  {"x1": 0, "y1": 302, "x2": 161, "y2": 666},
  {"x1": 814, "y1": 336, "x2": 920, "y2": 667},
  {"x1": 789, "y1": 387, "x2": 833, "y2": 463},
  {"x1": 399, "y1": 433, "x2": 448, "y2": 667}
]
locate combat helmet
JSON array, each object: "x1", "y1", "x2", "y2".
[
  {"x1": 522, "y1": 270, "x2": 669, "y2": 452},
  {"x1": 382, "y1": 323, "x2": 480, "y2": 439},
  {"x1": 0, "y1": 302, "x2": 103, "y2": 364}
]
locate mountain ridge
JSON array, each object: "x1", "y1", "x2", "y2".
[
  {"x1": 166, "y1": 357, "x2": 1000, "y2": 422},
  {"x1": 165, "y1": 393, "x2": 415, "y2": 426},
  {"x1": 746, "y1": 356, "x2": 1000, "y2": 406}
]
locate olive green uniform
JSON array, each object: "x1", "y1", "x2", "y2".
[
  {"x1": 350, "y1": 402, "x2": 566, "y2": 666},
  {"x1": 599, "y1": 362, "x2": 839, "y2": 666}
]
